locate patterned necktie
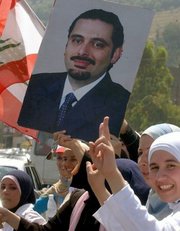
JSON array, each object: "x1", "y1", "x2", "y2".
[{"x1": 57, "y1": 92, "x2": 77, "y2": 126}]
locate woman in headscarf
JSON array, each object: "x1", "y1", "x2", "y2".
[
  {"x1": 0, "y1": 170, "x2": 46, "y2": 231},
  {"x1": 34, "y1": 146, "x2": 76, "y2": 218},
  {"x1": 138, "y1": 123, "x2": 180, "y2": 219},
  {"x1": 86, "y1": 117, "x2": 180, "y2": 231},
  {"x1": 0, "y1": 133, "x2": 149, "y2": 231}
]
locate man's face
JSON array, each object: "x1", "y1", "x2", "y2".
[{"x1": 64, "y1": 18, "x2": 121, "y2": 82}]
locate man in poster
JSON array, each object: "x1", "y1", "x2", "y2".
[{"x1": 18, "y1": 9, "x2": 130, "y2": 141}]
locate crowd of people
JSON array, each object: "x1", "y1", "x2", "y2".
[
  {"x1": 0, "y1": 116, "x2": 179, "y2": 230},
  {"x1": 0, "y1": 5, "x2": 179, "y2": 231},
  {"x1": 87, "y1": 117, "x2": 180, "y2": 231}
]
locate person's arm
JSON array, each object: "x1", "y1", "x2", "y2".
[
  {"x1": 89, "y1": 117, "x2": 127, "y2": 195},
  {"x1": 119, "y1": 119, "x2": 140, "y2": 162},
  {"x1": 94, "y1": 183, "x2": 180, "y2": 231},
  {"x1": 89, "y1": 117, "x2": 180, "y2": 231},
  {"x1": 0, "y1": 192, "x2": 75, "y2": 231},
  {"x1": 110, "y1": 134, "x2": 123, "y2": 158},
  {"x1": 53, "y1": 132, "x2": 89, "y2": 175},
  {"x1": 86, "y1": 161, "x2": 111, "y2": 205},
  {"x1": 0, "y1": 208, "x2": 20, "y2": 230}
]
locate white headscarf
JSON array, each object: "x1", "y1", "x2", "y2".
[
  {"x1": 148, "y1": 131, "x2": 180, "y2": 163},
  {"x1": 142, "y1": 123, "x2": 180, "y2": 140}
]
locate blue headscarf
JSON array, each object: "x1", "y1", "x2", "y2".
[
  {"x1": 142, "y1": 123, "x2": 180, "y2": 140},
  {"x1": 116, "y1": 158, "x2": 150, "y2": 205},
  {"x1": 1, "y1": 170, "x2": 36, "y2": 212}
]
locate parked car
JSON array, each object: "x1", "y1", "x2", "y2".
[
  {"x1": 0, "y1": 148, "x2": 43, "y2": 191},
  {"x1": 30, "y1": 132, "x2": 60, "y2": 185}
]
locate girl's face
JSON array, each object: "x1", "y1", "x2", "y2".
[
  {"x1": 138, "y1": 135, "x2": 154, "y2": 186},
  {"x1": 56, "y1": 150, "x2": 78, "y2": 179},
  {"x1": 149, "y1": 150, "x2": 180, "y2": 203},
  {"x1": 0, "y1": 178, "x2": 21, "y2": 209}
]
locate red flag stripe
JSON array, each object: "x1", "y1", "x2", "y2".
[
  {"x1": 0, "y1": 88, "x2": 38, "y2": 139},
  {"x1": 0, "y1": 0, "x2": 44, "y2": 139},
  {"x1": 0, "y1": 54, "x2": 37, "y2": 94},
  {"x1": 0, "y1": 0, "x2": 12, "y2": 35},
  {"x1": 10, "y1": 0, "x2": 18, "y2": 9}
]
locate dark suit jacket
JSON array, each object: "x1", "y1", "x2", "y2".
[{"x1": 18, "y1": 72, "x2": 130, "y2": 141}]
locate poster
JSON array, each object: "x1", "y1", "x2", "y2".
[{"x1": 18, "y1": 0, "x2": 154, "y2": 142}]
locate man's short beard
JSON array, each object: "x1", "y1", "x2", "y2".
[{"x1": 68, "y1": 69, "x2": 91, "y2": 81}]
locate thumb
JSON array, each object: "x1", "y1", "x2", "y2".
[{"x1": 86, "y1": 161, "x2": 93, "y2": 174}]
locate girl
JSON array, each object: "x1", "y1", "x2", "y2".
[
  {"x1": 0, "y1": 170, "x2": 46, "y2": 231},
  {"x1": 87, "y1": 117, "x2": 180, "y2": 231},
  {"x1": 138, "y1": 123, "x2": 180, "y2": 219},
  {"x1": 0, "y1": 129, "x2": 149, "y2": 231}
]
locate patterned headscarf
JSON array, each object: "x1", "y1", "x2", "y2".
[
  {"x1": 1, "y1": 170, "x2": 35, "y2": 212},
  {"x1": 141, "y1": 123, "x2": 180, "y2": 140},
  {"x1": 148, "y1": 131, "x2": 180, "y2": 163}
]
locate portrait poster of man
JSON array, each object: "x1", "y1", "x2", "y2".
[{"x1": 18, "y1": 0, "x2": 154, "y2": 142}]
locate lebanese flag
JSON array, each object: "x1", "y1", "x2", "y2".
[{"x1": 0, "y1": 0, "x2": 45, "y2": 139}]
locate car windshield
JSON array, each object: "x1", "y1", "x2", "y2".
[{"x1": 0, "y1": 166, "x2": 18, "y2": 180}]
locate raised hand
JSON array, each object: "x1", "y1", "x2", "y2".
[
  {"x1": 0, "y1": 207, "x2": 20, "y2": 230},
  {"x1": 89, "y1": 116, "x2": 117, "y2": 178},
  {"x1": 86, "y1": 161, "x2": 111, "y2": 205},
  {"x1": 89, "y1": 116, "x2": 127, "y2": 195},
  {"x1": 53, "y1": 131, "x2": 89, "y2": 175},
  {"x1": 110, "y1": 134, "x2": 122, "y2": 157},
  {"x1": 53, "y1": 130, "x2": 72, "y2": 146}
]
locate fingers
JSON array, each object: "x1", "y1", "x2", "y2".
[
  {"x1": 54, "y1": 131, "x2": 73, "y2": 148},
  {"x1": 94, "y1": 136, "x2": 110, "y2": 154},
  {"x1": 86, "y1": 161, "x2": 98, "y2": 189},
  {"x1": 79, "y1": 141, "x2": 89, "y2": 152},
  {"x1": 53, "y1": 131, "x2": 73, "y2": 148},
  {"x1": 59, "y1": 135, "x2": 72, "y2": 144},
  {"x1": 53, "y1": 130, "x2": 66, "y2": 140},
  {"x1": 89, "y1": 141, "x2": 95, "y2": 155},
  {"x1": 99, "y1": 116, "x2": 110, "y2": 141},
  {"x1": 89, "y1": 136, "x2": 109, "y2": 164},
  {"x1": 89, "y1": 141, "x2": 99, "y2": 162},
  {"x1": 120, "y1": 119, "x2": 128, "y2": 134},
  {"x1": 110, "y1": 134, "x2": 119, "y2": 142},
  {"x1": 71, "y1": 162, "x2": 80, "y2": 176},
  {"x1": 0, "y1": 212, "x2": 4, "y2": 228},
  {"x1": 86, "y1": 161, "x2": 99, "y2": 180},
  {"x1": 86, "y1": 161, "x2": 93, "y2": 174}
]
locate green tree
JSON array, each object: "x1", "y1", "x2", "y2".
[
  {"x1": 158, "y1": 22, "x2": 180, "y2": 66},
  {"x1": 116, "y1": 0, "x2": 180, "y2": 10},
  {"x1": 126, "y1": 41, "x2": 180, "y2": 131},
  {"x1": 26, "y1": 0, "x2": 53, "y2": 25}
]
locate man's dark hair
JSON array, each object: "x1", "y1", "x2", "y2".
[{"x1": 68, "y1": 9, "x2": 124, "y2": 51}]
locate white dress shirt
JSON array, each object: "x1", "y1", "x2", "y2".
[{"x1": 59, "y1": 73, "x2": 105, "y2": 108}]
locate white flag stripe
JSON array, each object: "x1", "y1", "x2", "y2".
[
  {"x1": 0, "y1": 38, "x2": 24, "y2": 65},
  {"x1": 0, "y1": 0, "x2": 45, "y2": 138},
  {"x1": 1, "y1": 0, "x2": 44, "y2": 57},
  {"x1": 7, "y1": 82, "x2": 28, "y2": 102}
]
